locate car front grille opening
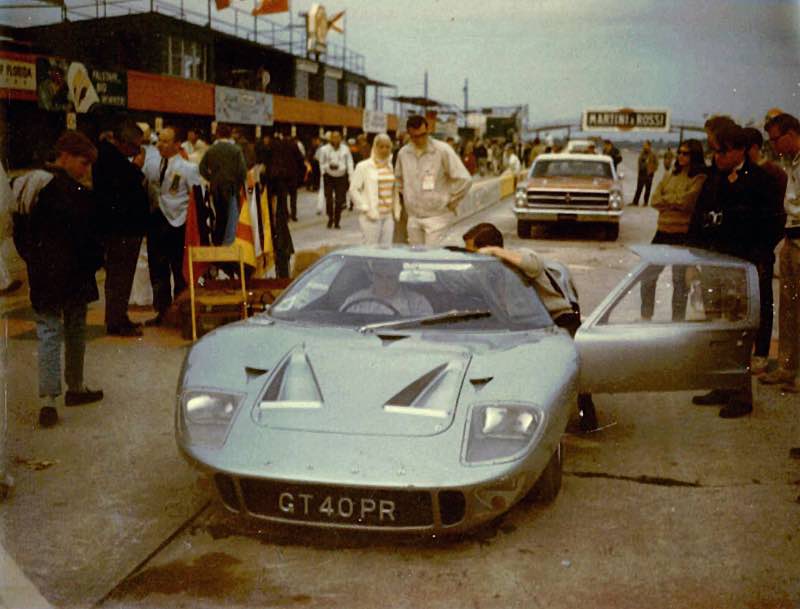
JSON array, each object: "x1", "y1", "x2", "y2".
[
  {"x1": 438, "y1": 490, "x2": 466, "y2": 526},
  {"x1": 214, "y1": 473, "x2": 240, "y2": 512}
]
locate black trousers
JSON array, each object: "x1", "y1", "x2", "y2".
[
  {"x1": 553, "y1": 311, "x2": 598, "y2": 428},
  {"x1": 104, "y1": 234, "x2": 142, "y2": 328},
  {"x1": 147, "y1": 211, "x2": 186, "y2": 315},
  {"x1": 632, "y1": 174, "x2": 654, "y2": 206},
  {"x1": 324, "y1": 174, "x2": 348, "y2": 227},
  {"x1": 754, "y1": 254, "x2": 775, "y2": 358}
]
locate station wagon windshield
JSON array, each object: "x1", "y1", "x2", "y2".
[
  {"x1": 532, "y1": 160, "x2": 613, "y2": 179},
  {"x1": 269, "y1": 255, "x2": 553, "y2": 330}
]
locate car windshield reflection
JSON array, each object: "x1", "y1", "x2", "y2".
[{"x1": 269, "y1": 254, "x2": 553, "y2": 330}]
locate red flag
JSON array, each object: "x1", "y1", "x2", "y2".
[
  {"x1": 215, "y1": 0, "x2": 231, "y2": 9},
  {"x1": 183, "y1": 188, "x2": 208, "y2": 284},
  {"x1": 252, "y1": 0, "x2": 288, "y2": 16}
]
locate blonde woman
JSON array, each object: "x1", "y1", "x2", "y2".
[{"x1": 348, "y1": 133, "x2": 400, "y2": 245}]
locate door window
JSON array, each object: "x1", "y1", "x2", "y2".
[{"x1": 600, "y1": 264, "x2": 749, "y2": 325}]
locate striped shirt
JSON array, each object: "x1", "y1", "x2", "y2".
[{"x1": 376, "y1": 161, "x2": 394, "y2": 215}]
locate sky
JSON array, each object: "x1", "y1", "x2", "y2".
[{"x1": 2, "y1": 0, "x2": 799, "y2": 128}]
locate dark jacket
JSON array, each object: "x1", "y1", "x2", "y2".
[
  {"x1": 688, "y1": 158, "x2": 780, "y2": 263},
  {"x1": 268, "y1": 137, "x2": 305, "y2": 187},
  {"x1": 93, "y1": 140, "x2": 149, "y2": 237},
  {"x1": 199, "y1": 140, "x2": 247, "y2": 201},
  {"x1": 19, "y1": 165, "x2": 103, "y2": 312}
]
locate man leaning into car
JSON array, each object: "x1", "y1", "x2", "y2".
[{"x1": 463, "y1": 222, "x2": 599, "y2": 432}]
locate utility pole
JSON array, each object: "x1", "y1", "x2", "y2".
[
  {"x1": 423, "y1": 70, "x2": 428, "y2": 99},
  {"x1": 463, "y1": 78, "x2": 468, "y2": 114}
]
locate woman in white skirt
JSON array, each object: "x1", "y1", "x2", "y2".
[{"x1": 348, "y1": 133, "x2": 400, "y2": 246}]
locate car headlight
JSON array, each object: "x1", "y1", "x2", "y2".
[
  {"x1": 609, "y1": 192, "x2": 623, "y2": 210},
  {"x1": 463, "y1": 403, "x2": 543, "y2": 464},
  {"x1": 179, "y1": 390, "x2": 244, "y2": 448},
  {"x1": 515, "y1": 187, "x2": 527, "y2": 207}
]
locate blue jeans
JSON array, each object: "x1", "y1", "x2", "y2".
[{"x1": 35, "y1": 303, "x2": 87, "y2": 397}]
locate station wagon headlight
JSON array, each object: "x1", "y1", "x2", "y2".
[
  {"x1": 180, "y1": 390, "x2": 244, "y2": 448},
  {"x1": 609, "y1": 192, "x2": 623, "y2": 210},
  {"x1": 463, "y1": 403, "x2": 543, "y2": 464}
]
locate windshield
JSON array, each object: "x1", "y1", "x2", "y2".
[
  {"x1": 268, "y1": 254, "x2": 553, "y2": 331},
  {"x1": 531, "y1": 160, "x2": 613, "y2": 179}
]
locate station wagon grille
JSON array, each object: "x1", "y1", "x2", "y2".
[{"x1": 526, "y1": 190, "x2": 610, "y2": 207}]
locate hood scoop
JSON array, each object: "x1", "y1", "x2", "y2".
[
  {"x1": 256, "y1": 348, "x2": 323, "y2": 413},
  {"x1": 377, "y1": 333, "x2": 410, "y2": 346},
  {"x1": 383, "y1": 362, "x2": 461, "y2": 419},
  {"x1": 469, "y1": 376, "x2": 494, "y2": 390},
  {"x1": 245, "y1": 366, "x2": 269, "y2": 382}
]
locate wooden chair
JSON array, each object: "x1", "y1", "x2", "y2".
[{"x1": 188, "y1": 245, "x2": 248, "y2": 341}]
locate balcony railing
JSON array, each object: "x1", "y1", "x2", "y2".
[{"x1": 1, "y1": 0, "x2": 366, "y2": 75}]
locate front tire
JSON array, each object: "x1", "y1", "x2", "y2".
[
  {"x1": 533, "y1": 443, "x2": 562, "y2": 503},
  {"x1": 517, "y1": 220, "x2": 532, "y2": 239}
]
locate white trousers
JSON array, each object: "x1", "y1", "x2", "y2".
[
  {"x1": 406, "y1": 213, "x2": 453, "y2": 246},
  {"x1": 359, "y1": 213, "x2": 395, "y2": 246}
]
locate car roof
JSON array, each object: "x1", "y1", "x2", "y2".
[
  {"x1": 534, "y1": 153, "x2": 614, "y2": 163},
  {"x1": 632, "y1": 244, "x2": 754, "y2": 266}
]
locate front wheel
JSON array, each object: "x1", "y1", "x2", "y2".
[
  {"x1": 532, "y1": 443, "x2": 562, "y2": 503},
  {"x1": 517, "y1": 220, "x2": 532, "y2": 239}
]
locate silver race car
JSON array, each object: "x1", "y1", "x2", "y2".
[{"x1": 176, "y1": 245, "x2": 758, "y2": 533}]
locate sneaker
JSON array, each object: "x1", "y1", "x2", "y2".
[
  {"x1": 750, "y1": 356, "x2": 769, "y2": 375},
  {"x1": 65, "y1": 387, "x2": 103, "y2": 407},
  {"x1": 38, "y1": 406, "x2": 58, "y2": 428},
  {"x1": 759, "y1": 368, "x2": 796, "y2": 386},
  {"x1": 692, "y1": 389, "x2": 732, "y2": 406},
  {"x1": 718, "y1": 399, "x2": 752, "y2": 419}
]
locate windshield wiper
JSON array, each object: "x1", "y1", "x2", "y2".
[{"x1": 358, "y1": 309, "x2": 492, "y2": 333}]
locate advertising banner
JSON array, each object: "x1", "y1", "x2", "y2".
[
  {"x1": 0, "y1": 56, "x2": 36, "y2": 91},
  {"x1": 36, "y1": 57, "x2": 127, "y2": 113},
  {"x1": 215, "y1": 86, "x2": 274, "y2": 126},
  {"x1": 362, "y1": 110, "x2": 387, "y2": 134},
  {"x1": 582, "y1": 107, "x2": 670, "y2": 132}
]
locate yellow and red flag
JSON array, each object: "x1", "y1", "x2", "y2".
[
  {"x1": 234, "y1": 185, "x2": 273, "y2": 276},
  {"x1": 252, "y1": 0, "x2": 288, "y2": 16},
  {"x1": 215, "y1": 0, "x2": 231, "y2": 10}
]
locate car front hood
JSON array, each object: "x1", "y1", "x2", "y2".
[
  {"x1": 254, "y1": 336, "x2": 472, "y2": 437},
  {"x1": 184, "y1": 321, "x2": 474, "y2": 437},
  {"x1": 526, "y1": 176, "x2": 614, "y2": 190}
]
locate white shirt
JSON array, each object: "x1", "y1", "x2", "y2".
[
  {"x1": 395, "y1": 137, "x2": 472, "y2": 219},
  {"x1": 319, "y1": 143, "x2": 353, "y2": 179},
  {"x1": 144, "y1": 152, "x2": 201, "y2": 227}
]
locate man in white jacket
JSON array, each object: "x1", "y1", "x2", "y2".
[{"x1": 394, "y1": 116, "x2": 471, "y2": 246}]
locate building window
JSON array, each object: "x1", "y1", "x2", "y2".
[
  {"x1": 346, "y1": 82, "x2": 361, "y2": 108},
  {"x1": 295, "y1": 71, "x2": 309, "y2": 99},
  {"x1": 166, "y1": 36, "x2": 207, "y2": 81},
  {"x1": 324, "y1": 76, "x2": 338, "y2": 104}
]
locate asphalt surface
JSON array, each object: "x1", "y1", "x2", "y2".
[{"x1": 1, "y1": 151, "x2": 798, "y2": 609}]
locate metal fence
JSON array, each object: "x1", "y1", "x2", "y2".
[{"x1": 2, "y1": 0, "x2": 366, "y2": 75}]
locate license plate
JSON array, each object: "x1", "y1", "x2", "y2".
[{"x1": 239, "y1": 480, "x2": 433, "y2": 527}]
